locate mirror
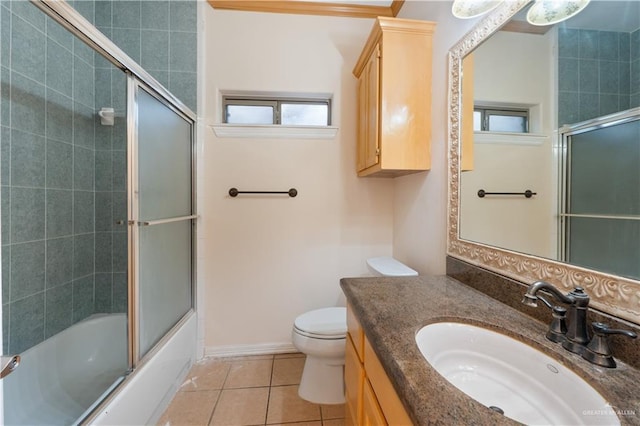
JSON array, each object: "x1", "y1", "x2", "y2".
[{"x1": 448, "y1": 0, "x2": 640, "y2": 324}]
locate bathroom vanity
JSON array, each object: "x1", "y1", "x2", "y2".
[
  {"x1": 341, "y1": 275, "x2": 640, "y2": 425},
  {"x1": 345, "y1": 303, "x2": 412, "y2": 425}
]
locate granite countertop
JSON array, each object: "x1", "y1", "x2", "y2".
[{"x1": 340, "y1": 275, "x2": 640, "y2": 426}]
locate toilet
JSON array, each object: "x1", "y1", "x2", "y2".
[
  {"x1": 366, "y1": 256, "x2": 419, "y2": 277},
  {"x1": 291, "y1": 256, "x2": 418, "y2": 404}
]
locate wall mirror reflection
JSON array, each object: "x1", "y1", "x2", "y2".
[{"x1": 458, "y1": 0, "x2": 640, "y2": 283}]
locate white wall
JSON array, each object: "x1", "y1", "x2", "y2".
[
  {"x1": 199, "y1": 2, "x2": 538, "y2": 354},
  {"x1": 473, "y1": 31, "x2": 554, "y2": 133},
  {"x1": 200, "y1": 8, "x2": 394, "y2": 355},
  {"x1": 393, "y1": 2, "x2": 483, "y2": 274},
  {"x1": 459, "y1": 31, "x2": 556, "y2": 259}
]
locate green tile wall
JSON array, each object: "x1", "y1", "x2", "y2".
[
  {"x1": 94, "y1": 0, "x2": 197, "y2": 112},
  {"x1": 558, "y1": 26, "x2": 640, "y2": 126},
  {"x1": 1, "y1": 0, "x2": 197, "y2": 354},
  {"x1": 1, "y1": 1, "x2": 101, "y2": 354}
]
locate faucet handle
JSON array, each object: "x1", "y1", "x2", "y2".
[
  {"x1": 535, "y1": 295, "x2": 568, "y2": 343},
  {"x1": 546, "y1": 305, "x2": 568, "y2": 343},
  {"x1": 582, "y1": 322, "x2": 637, "y2": 368}
]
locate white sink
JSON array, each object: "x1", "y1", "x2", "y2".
[{"x1": 415, "y1": 322, "x2": 619, "y2": 425}]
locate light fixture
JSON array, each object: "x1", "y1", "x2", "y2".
[
  {"x1": 451, "y1": 0, "x2": 503, "y2": 19},
  {"x1": 526, "y1": 0, "x2": 591, "y2": 26}
]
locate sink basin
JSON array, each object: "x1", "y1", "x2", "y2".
[{"x1": 415, "y1": 322, "x2": 619, "y2": 425}]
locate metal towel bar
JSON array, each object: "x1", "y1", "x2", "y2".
[
  {"x1": 477, "y1": 189, "x2": 536, "y2": 198},
  {"x1": 138, "y1": 215, "x2": 198, "y2": 226},
  {"x1": 228, "y1": 188, "x2": 298, "y2": 198}
]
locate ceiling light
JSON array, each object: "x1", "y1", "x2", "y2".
[
  {"x1": 526, "y1": 0, "x2": 591, "y2": 26},
  {"x1": 451, "y1": 0, "x2": 503, "y2": 19}
]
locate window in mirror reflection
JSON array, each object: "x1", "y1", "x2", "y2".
[{"x1": 474, "y1": 106, "x2": 529, "y2": 133}]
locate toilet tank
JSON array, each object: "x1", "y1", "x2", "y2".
[{"x1": 366, "y1": 257, "x2": 418, "y2": 277}]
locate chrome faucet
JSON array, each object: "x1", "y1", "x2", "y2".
[{"x1": 522, "y1": 281, "x2": 591, "y2": 354}]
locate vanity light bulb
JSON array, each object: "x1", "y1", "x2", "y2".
[
  {"x1": 451, "y1": 0, "x2": 503, "y2": 19},
  {"x1": 526, "y1": 0, "x2": 591, "y2": 26}
]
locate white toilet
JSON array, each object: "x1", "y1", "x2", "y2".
[
  {"x1": 366, "y1": 256, "x2": 419, "y2": 277},
  {"x1": 291, "y1": 256, "x2": 418, "y2": 404}
]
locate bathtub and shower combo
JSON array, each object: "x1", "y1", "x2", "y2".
[{"x1": 1, "y1": 1, "x2": 198, "y2": 424}]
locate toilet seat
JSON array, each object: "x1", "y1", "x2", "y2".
[{"x1": 294, "y1": 307, "x2": 347, "y2": 340}]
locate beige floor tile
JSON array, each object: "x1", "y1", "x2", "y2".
[
  {"x1": 266, "y1": 385, "x2": 321, "y2": 424},
  {"x1": 209, "y1": 387, "x2": 269, "y2": 426},
  {"x1": 157, "y1": 390, "x2": 219, "y2": 426},
  {"x1": 320, "y1": 404, "x2": 344, "y2": 420},
  {"x1": 269, "y1": 423, "x2": 321, "y2": 426},
  {"x1": 272, "y1": 357, "x2": 305, "y2": 386},
  {"x1": 322, "y1": 419, "x2": 345, "y2": 426},
  {"x1": 180, "y1": 359, "x2": 230, "y2": 391},
  {"x1": 224, "y1": 354, "x2": 275, "y2": 362},
  {"x1": 274, "y1": 352, "x2": 305, "y2": 359},
  {"x1": 225, "y1": 358, "x2": 274, "y2": 388}
]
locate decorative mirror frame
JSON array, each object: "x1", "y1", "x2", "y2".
[{"x1": 447, "y1": 0, "x2": 640, "y2": 324}]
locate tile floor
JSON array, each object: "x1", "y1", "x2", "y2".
[{"x1": 158, "y1": 353, "x2": 345, "y2": 426}]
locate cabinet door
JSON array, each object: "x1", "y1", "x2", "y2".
[
  {"x1": 363, "y1": 378, "x2": 387, "y2": 426},
  {"x1": 347, "y1": 304, "x2": 364, "y2": 362},
  {"x1": 345, "y1": 334, "x2": 364, "y2": 425},
  {"x1": 364, "y1": 44, "x2": 380, "y2": 170},
  {"x1": 365, "y1": 338, "x2": 413, "y2": 425},
  {"x1": 357, "y1": 71, "x2": 368, "y2": 171}
]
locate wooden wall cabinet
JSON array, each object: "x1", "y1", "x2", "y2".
[
  {"x1": 345, "y1": 304, "x2": 413, "y2": 425},
  {"x1": 353, "y1": 17, "x2": 436, "y2": 178}
]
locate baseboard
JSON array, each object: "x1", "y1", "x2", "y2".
[{"x1": 205, "y1": 342, "x2": 297, "y2": 358}]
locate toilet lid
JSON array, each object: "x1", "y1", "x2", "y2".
[{"x1": 294, "y1": 307, "x2": 347, "y2": 337}]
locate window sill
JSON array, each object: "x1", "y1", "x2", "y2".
[
  {"x1": 474, "y1": 131, "x2": 548, "y2": 146},
  {"x1": 211, "y1": 124, "x2": 339, "y2": 139}
]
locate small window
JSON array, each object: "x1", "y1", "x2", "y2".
[
  {"x1": 223, "y1": 96, "x2": 331, "y2": 126},
  {"x1": 474, "y1": 106, "x2": 529, "y2": 133}
]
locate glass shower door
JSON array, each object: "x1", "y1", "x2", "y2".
[
  {"x1": 132, "y1": 83, "x2": 195, "y2": 360},
  {"x1": 561, "y1": 115, "x2": 640, "y2": 280}
]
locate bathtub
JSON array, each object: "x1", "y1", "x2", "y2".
[{"x1": 4, "y1": 313, "x2": 128, "y2": 425}]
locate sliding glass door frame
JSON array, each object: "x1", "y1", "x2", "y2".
[
  {"x1": 27, "y1": 0, "x2": 199, "y2": 422},
  {"x1": 127, "y1": 77, "x2": 198, "y2": 368},
  {"x1": 558, "y1": 108, "x2": 640, "y2": 267},
  {"x1": 30, "y1": 0, "x2": 195, "y2": 122}
]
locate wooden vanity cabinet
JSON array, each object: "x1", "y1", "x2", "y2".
[
  {"x1": 345, "y1": 303, "x2": 413, "y2": 425},
  {"x1": 353, "y1": 17, "x2": 436, "y2": 178},
  {"x1": 346, "y1": 305, "x2": 365, "y2": 425},
  {"x1": 362, "y1": 378, "x2": 387, "y2": 425}
]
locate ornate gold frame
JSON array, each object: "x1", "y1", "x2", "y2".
[{"x1": 447, "y1": 0, "x2": 640, "y2": 324}]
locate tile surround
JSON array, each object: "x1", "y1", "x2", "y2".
[
  {"x1": 558, "y1": 26, "x2": 640, "y2": 125},
  {"x1": 1, "y1": 1, "x2": 122, "y2": 355},
  {"x1": 93, "y1": 0, "x2": 197, "y2": 113},
  {"x1": 1, "y1": 0, "x2": 197, "y2": 354}
]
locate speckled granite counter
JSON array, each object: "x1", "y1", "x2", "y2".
[{"x1": 340, "y1": 275, "x2": 640, "y2": 426}]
